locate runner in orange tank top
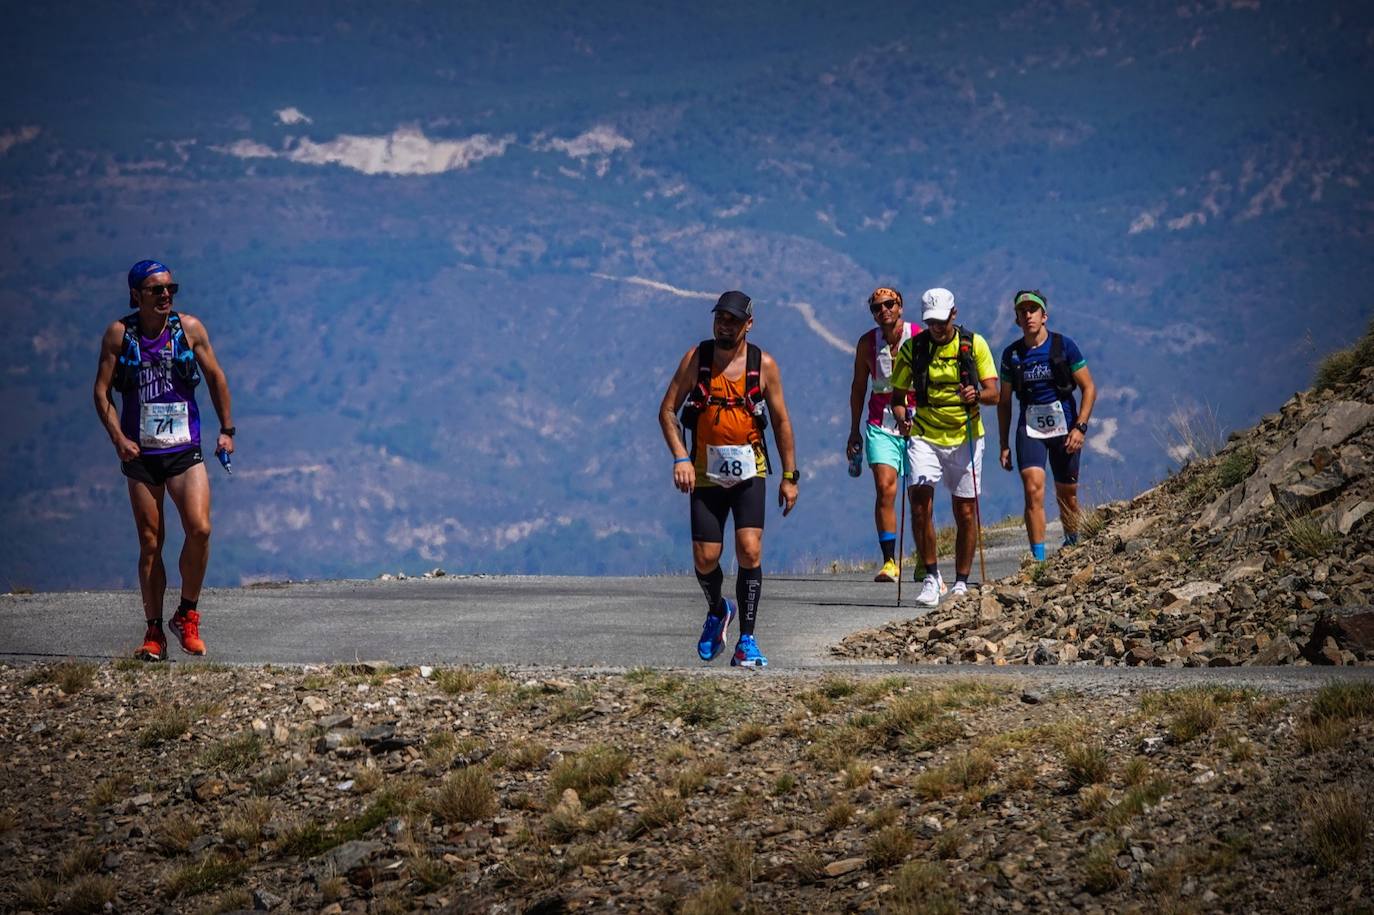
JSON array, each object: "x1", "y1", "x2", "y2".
[{"x1": 658, "y1": 291, "x2": 799, "y2": 668}]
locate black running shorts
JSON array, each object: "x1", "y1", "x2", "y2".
[
  {"x1": 1015, "y1": 424, "x2": 1080, "y2": 485},
  {"x1": 690, "y1": 477, "x2": 766, "y2": 543},
  {"x1": 122, "y1": 448, "x2": 203, "y2": 486}
]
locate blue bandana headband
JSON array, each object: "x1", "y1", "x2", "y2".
[{"x1": 128, "y1": 259, "x2": 170, "y2": 289}]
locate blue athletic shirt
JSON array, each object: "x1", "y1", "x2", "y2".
[{"x1": 999, "y1": 333, "x2": 1087, "y2": 426}]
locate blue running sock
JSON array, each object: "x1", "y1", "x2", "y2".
[
  {"x1": 1030, "y1": 542, "x2": 1046, "y2": 561},
  {"x1": 879, "y1": 531, "x2": 896, "y2": 562},
  {"x1": 1063, "y1": 533, "x2": 1080, "y2": 547}
]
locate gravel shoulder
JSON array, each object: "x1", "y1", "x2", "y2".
[{"x1": 3, "y1": 661, "x2": 1372, "y2": 914}]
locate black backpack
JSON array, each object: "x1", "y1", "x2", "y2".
[
  {"x1": 905, "y1": 325, "x2": 979, "y2": 408},
  {"x1": 112, "y1": 311, "x2": 201, "y2": 393},
  {"x1": 679, "y1": 340, "x2": 772, "y2": 472},
  {"x1": 1009, "y1": 331, "x2": 1076, "y2": 401}
]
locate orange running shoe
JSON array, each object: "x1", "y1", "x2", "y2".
[
  {"x1": 136, "y1": 623, "x2": 167, "y2": 661},
  {"x1": 169, "y1": 609, "x2": 206, "y2": 655}
]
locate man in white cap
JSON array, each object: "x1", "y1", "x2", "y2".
[{"x1": 888, "y1": 288, "x2": 1000, "y2": 605}]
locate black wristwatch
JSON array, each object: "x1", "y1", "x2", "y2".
[
  {"x1": 220, "y1": 426, "x2": 237, "y2": 437},
  {"x1": 1073, "y1": 422, "x2": 1088, "y2": 434},
  {"x1": 782, "y1": 470, "x2": 802, "y2": 484}
]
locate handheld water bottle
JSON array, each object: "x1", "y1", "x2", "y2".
[
  {"x1": 215, "y1": 448, "x2": 233, "y2": 475},
  {"x1": 847, "y1": 446, "x2": 863, "y2": 477}
]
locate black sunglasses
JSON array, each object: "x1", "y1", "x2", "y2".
[
  {"x1": 869, "y1": 299, "x2": 900, "y2": 313},
  {"x1": 141, "y1": 283, "x2": 179, "y2": 296}
]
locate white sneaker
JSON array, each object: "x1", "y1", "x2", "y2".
[
  {"x1": 915, "y1": 573, "x2": 945, "y2": 607},
  {"x1": 951, "y1": 580, "x2": 968, "y2": 597}
]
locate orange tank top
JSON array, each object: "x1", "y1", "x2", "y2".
[{"x1": 693, "y1": 370, "x2": 768, "y2": 482}]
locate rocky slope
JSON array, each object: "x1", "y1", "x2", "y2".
[
  {"x1": 833, "y1": 367, "x2": 1374, "y2": 668},
  {"x1": 1, "y1": 662, "x2": 1372, "y2": 914}
]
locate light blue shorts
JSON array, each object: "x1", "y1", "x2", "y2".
[{"x1": 864, "y1": 424, "x2": 906, "y2": 471}]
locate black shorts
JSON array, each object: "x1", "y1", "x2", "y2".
[
  {"x1": 690, "y1": 477, "x2": 766, "y2": 543},
  {"x1": 1015, "y1": 425, "x2": 1080, "y2": 485},
  {"x1": 122, "y1": 448, "x2": 203, "y2": 486}
]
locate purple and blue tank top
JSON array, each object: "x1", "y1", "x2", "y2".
[{"x1": 118, "y1": 322, "x2": 201, "y2": 455}]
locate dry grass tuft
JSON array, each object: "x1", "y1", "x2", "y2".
[
  {"x1": 15, "y1": 876, "x2": 60, "y2": 911},
  {"x1": 139, "y1": 706, "x2": 193, "y2": 747},
  {"x1": 822, "y1": 799, "x2": 855, "y2": 831},
  {"x1": 628, "y1": 793, "x2": 684, "y2": 837},
  {"x1": 1082, "y1": 841, "x2": 1127, "y2": 894},
  {"x1": 432, "y1": 767, "x2": 497, "y2": 824},
  {"x1": 496, "y1": 739, "x2": 549, "y2": 772},
  {"x1": 407, "y1": 852, "x2": 456, "y2": 891},
  {"x1": 866, "y1": 824, "x2": 915, "y2": 869},
  {"x1": 1064, "y1": 741, "x2": 1110, "y2": 788},
  {"x1": 733, "y1": 721, "x2": 767, "y2": 747},
  {"x1": 57, "y1": 843, "x2": 103, "y2": 880},
  {"x1": 55, "y1": 873, "x2": 118, "y2": 914},
  {"x1": 1303, "y1": 786, "x2": 1368, "y2": 872},
  {"x1": 160, "y1": 854, "x2": 247, "y2": 900},
  {"x1": 889, "y1": 860, "x2": 958, "y2": 914},
  {"x1": 1122, "y1": 757, "x2": 1151, "y2": 787},
  {"x1": 351, "y1": 762, "x2": 385, "y2": 795},
  {"x1": 678, "y1": 882, "x2": 743, "y2": 915},
  {"x1": 548, "y1": 745, "x2": 631, "y2": 808},
  {"x1": 153, "y1": 811, "x2": 202, "y2": 856},
  {"x1": 195, "y1": 732, "x2": 263, "y2": 774},
  {"x1": 221, "y1": 797, "x2": 276, "y2": 846},
  {"x1": 1079, "y1": 784, "x2": 1112, "y2": 818},
  {"x1": 933, "y1": 826, "x2": 966, "y2": 860},
  {"x1": 843, "y1": 759, "x2": 873, "y2": 789}
]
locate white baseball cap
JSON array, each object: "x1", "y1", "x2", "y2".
[{"x1": 921, "y1": 288, "x2": 955, "y2": 322}]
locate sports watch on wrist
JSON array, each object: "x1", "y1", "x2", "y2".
[
  {"x1": 1073, "y1": 422, "x2": 1088, "y2": 434},
  {"x1": 220, "y1": 426, "x2": 237, "y2": 437},
  {"x1": 782, "y1": 470, "x2": 802, "y2": 484}
]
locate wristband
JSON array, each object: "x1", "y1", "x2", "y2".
[
  {"x1": 220, "y1": 426, "x2": 236, "y2": 437},
  {"x1": 673, "y1": 457, "x2": 691, "y2": 464}
]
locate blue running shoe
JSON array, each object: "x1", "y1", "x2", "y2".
[
  {"x1": 731, "y1": 634, "x2": 768, "y2": 668},
  {"x1": 697, "y1": 598, "x2": 737, "y2": 661}
]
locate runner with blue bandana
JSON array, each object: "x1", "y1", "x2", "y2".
[
  {"x1": 93, "y1": 260, "x2": 237, "y2": 661},
  {"x1": 996, "y1": 290, "x2": 1097, "y2": 562}
]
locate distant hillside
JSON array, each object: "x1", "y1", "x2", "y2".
[{"x1": 1, "y1": 0, "x2": 1372, "y2": 589}]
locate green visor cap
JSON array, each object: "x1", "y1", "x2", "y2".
[{"x1": 1014, "y1": 292, "x2": 1047, "y2": 312}]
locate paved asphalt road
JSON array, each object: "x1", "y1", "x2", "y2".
[
  {"x1": 2, "y1": 538, "x2": 1040, "y2": 668},
  {"x1": 5, "y1": 537, "x2": 1372, "y2": 688},
  {"x1": 0, "y1": 569, "x2": 990, "y2": 669}
]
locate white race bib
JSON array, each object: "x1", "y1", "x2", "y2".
[
  {"x1": 1024, "y1": 401, "x2": 1068, "y2": 440},
  {"x1": 139, "y1": 402, "x2": 192, "y2": 449},
  {"x1": 705, "y1": 444, "x2": 758, "y2": 488}
]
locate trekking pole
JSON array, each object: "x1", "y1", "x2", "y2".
[
  {"x1": 965, "y1": 408, "x2": 987, "y2": 585},
  {"x1": 896, "y1": 447, "x2": 907, "y2": 608}
]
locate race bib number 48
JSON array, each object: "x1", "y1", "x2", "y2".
[
  {"x1": 705, "y1": 444, "x2": 758, "y2": 488},
  {"x1": 139, "y1": 402, "x2": 192, "y2": 449},
  {"x1": 1025, "y1": 401, "x2": 1068, "y2": 440}
]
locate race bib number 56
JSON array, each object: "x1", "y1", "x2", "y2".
[
  {"x1": 1024, "y1": 401, "x2": 1068, "y2": 440},
  {"x1": 705, "y1": 444, "x2": 758, "y2": 488},
  {"x1": 139, "y1": 402, "x2": 192, "y2": 449}
]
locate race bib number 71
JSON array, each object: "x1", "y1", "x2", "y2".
[{"x1": 139, "y1": 402, "x2": 192, "y2": 449}]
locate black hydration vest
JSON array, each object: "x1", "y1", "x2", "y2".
[
  {"x1": 1008, "y1": 331, "x2": 1076, "y2": 401},
  {"x1": 678, "y1": 340, "x2": 772, "y2": 473}
]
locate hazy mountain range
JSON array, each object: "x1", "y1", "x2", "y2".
[{"x1": 1, "y1": 0, "x2": 1371, "y2": 589}]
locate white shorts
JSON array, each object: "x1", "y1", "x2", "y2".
[{"x1": 905, "y1": 436, "x2": 984, "y2": 498}]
